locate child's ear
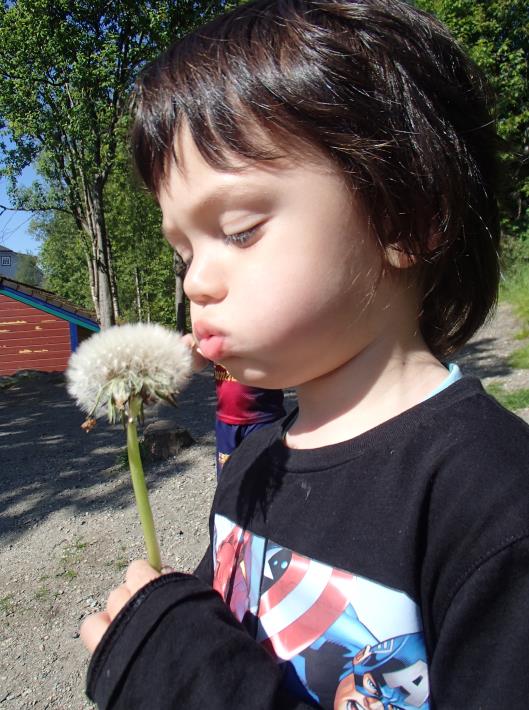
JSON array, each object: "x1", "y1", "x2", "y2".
[
  {"x1": 385, "y1": 227, "x2": 441, "y2": 269},
  {"x1": 385, "y1": 245, "x2": 415, "y2": 269}
]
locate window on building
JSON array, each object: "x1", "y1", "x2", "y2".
[{"x1": 1, "y1": 256, "x2": 11, "y2": 266}]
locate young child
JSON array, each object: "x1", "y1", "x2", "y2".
[
  {"x1": 213, "y1": 363, "x2": 285, "y2": 476},
  {"x1": 81, "y1": 1, "x2": 529, "y2": 707},
  {"x1": 183, "y1": 337, "x2": 285, "y2": 476}
]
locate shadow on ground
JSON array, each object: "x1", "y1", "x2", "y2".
[
  {"x1": 0, "y1": 370, "x2": 216, "y2": 544},
  {"x1": 2, "y1": 332, "x2": 508, "y2": 546},
  {"x1": 455, "y1": 337, "x2": 512, "y2": 380}
]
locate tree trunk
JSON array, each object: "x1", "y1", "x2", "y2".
[
  {"x1": 106, "y1": 234, "x2": 120, "y2": 322},
  {"x1": 173, "y1": 251, "x2": 187, "y2": 333},
  {"x1": 82, "y1": 184, "x2": 116, "y2": 329},
  {"x1": 95, "y1": 228, "x2": 114, "y2": 329},
  {"x1": 85, "y1": 249, "x2": 100, "y2": 323},
  {"x1": 134, "y1": 266, "x2": 143, "y2": 321},
  {"x1": 145, "y1": 291, "x2": 151, "y2": 323}
]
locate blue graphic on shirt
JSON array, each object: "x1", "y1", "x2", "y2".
[{"x1": 212, "y1": 514, "x2": 430, "y2": 709}]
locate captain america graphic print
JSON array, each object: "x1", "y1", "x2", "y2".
[{"x1": 213, "y1": 514, "x2": 430, "y2": 710}]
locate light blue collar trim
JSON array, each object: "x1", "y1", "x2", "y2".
[{"x1": 424, "y1": 363, "x2": 463, "y2": 401}]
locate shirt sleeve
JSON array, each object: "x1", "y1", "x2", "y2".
[
  {"x1": 86, "y1": 572, "x2": 316, "y2": 709},
  {"x1": 429, "y1": 535, "x2": 529, "y2": 707}
]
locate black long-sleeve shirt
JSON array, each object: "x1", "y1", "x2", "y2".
[{"x1": 87, "y1": 378, "x2": 529, "y2": 709}]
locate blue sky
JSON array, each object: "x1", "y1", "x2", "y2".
[{"x1": 0, "y1": 162, "x2": 40, "y2": 256}]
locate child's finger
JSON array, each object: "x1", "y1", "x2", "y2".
[
  {"x1": 181, "y1": 333, "x2": 195, "y2": 349},
  {"x1": 160, "y1": 565, "x2": 176, "y2": 574},
  {"x1": 80, "y1": 562, "x2": 167, "y2": 656},
  {"x1": 80, "y1": 611, "x2": 111, "y2": 654},
  {"x1": 124, "y1": 559, "x2": 160, "y2": 596},
  {"x1": 106, "y1": 584, "x2": 132, "y2": 620}
]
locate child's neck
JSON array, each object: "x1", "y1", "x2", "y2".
[{"x1": 286, "y1": 332, "x2": 448, "y2": 450}]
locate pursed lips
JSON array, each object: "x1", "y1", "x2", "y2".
[{"x1": 193, "y1": 321, "x2": 228, "y2": 361}]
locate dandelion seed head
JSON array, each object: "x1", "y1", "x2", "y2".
[{"x1": 66, "y1": 323, "x2": 192, "y2": 418}]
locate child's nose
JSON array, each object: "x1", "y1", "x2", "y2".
[{"x1": 184, "y1": 253, "x2": 227, "y2": 305}]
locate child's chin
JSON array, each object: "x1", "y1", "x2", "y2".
[{"x1": 230, "y1": 365, "x2": 285, "y2": 390}]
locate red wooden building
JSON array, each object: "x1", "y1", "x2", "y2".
[{"x1": 0, "y1": 277, "x2": 99, "y2": 376}]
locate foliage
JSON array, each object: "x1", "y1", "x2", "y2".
[
  {"x1": 415, "y1": 0, "x2": 529, "y2": 240},
  {"x1": 500, "y1": 235, "x2": 529, "y2": 325},
  {"x1": 0, "y1": 0, "x2": 233, "y2": 326},
  {"x1": 104, "y1": 148, "x2": 177, "y2": 326},
  {"x1": 14, "y1": 253, "x2": 43, "y2": 286},
  {"x1": 30, "y1": 210, "x2": 92, "y2": 308},
  {"x1": 0, "y1": 0, "x2": 231, "y2": 194},
  {"x1": 32, "y1": 153, "x2": 179, "y2": 324}
]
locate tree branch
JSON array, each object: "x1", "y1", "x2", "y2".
[{"x1": 0, "y1": 203, "x2": 72, "y2": 216}]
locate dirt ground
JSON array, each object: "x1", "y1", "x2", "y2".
[
  {"x1": 1, "y1": 302, "x2": 528, "y2": 709},
  {"x1": 0, "y1": 370, "x2": 218, "y2": 709},
  {"x1": 456, "y1": 302, "x2": 529, "y2": 422}
]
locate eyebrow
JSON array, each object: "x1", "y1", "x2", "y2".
[
  {"x1": 193, "y1": 182, "x2": 258, "y2": 214},
  {"x1": 162, "y1": 180, "x2": 270, "y2": 237}
]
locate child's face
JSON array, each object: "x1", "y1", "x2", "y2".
[{"x1": 159, "y1": 126, "x2": 401, "y2": 389}]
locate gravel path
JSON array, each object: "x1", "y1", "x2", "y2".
[
  {"x1": 0, "y1": 370, "x2": 218, "y2": 709},
  {"x1": 457, "y1": 302, "x2": 529, "y2": 422},
  {"x1": 1, "y1": 302, "x2": 528, "y2": 709}
]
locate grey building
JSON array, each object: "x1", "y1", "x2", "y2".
[
  {"x1": 0, "y1": 246, "x2": 19, "y2": 279},
  {"x1": 0, "y1": 246, "x2": 43, "y2": 285}
]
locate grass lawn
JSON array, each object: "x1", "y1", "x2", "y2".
[
  {"x1": 485, "y1": 257, "x2": 529, "y2": 412},
  {"x1": 508, "y1": 343, "x2": 529, "y2": 369},
  {"x1": 500, "y1": 251, "x2": 529, "y2": 378},
  {"x1": 486, "y1": 382, "x2": 529, "y2": 412},
  {"x1": 503, "y1": 263, "x2": 529, "y2": 325}
]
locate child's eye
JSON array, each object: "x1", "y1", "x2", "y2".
[{"x1": 223, "y1": 225, "x2": 259, "y2": 247}]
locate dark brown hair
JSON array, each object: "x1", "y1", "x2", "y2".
[{"x1": 131, "y1": 0, "x2": 500, "y2": 358}]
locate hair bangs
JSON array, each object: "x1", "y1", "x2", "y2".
[{"x1": 131, "y1": 1, "x2": 330, "y2": 191}]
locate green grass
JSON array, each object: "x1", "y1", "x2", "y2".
[
  {"x1": 106, "y1": 556, "x2": 129, "y2": 572},
  {"x1": 514, "y1": 328, "x2": 529, "y2": 341},
  {"x1": 58, "y1": 537, "x2": 88, "y2": 578},
  {"x1": 114, "y1": 438, "x2": 150, "y2": 470},
  {"x1": 486, "y1": 382, "x2": 529, "y2": 411},
  {"x1": 34, "y1": 586, "x2": 50, "y2": 601},
  {"x1": 501, "y1": 251, "x2": 529, "y2": 371},
  {"x1": 0, "y1": 594, "x2": 14, "y2": 613},
  {"x1": 112, "y1": 544, "x2": 129, "y2": 571},
  {"x1": 502, "y1": 250, "x2": 529, "y2": 326},
  {"x1": 508, "y1": 343, "x2": 529, "y2": 369}
]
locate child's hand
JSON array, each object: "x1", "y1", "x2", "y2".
[
  {"x1": 181, "y1": 332, "x2": 211, "y2": 372},
  {"x1": 80, "y1": 560, "x2": 169, "y2": 653}
]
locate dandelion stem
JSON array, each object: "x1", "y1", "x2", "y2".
[{"x1": 126, "y1": 396, "x2": 162, "y2": 572}]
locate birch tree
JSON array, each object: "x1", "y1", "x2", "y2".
[{"x1": 0, "y1": 0, "x2": 229, "y2": 327}]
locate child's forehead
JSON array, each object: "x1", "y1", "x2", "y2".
[
  {"x1": 159, "y1": 125, "x2": 354, "y2": 229},
  {"x1": 170, "y1": 119, "x2": 328, "y2": 184}
]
